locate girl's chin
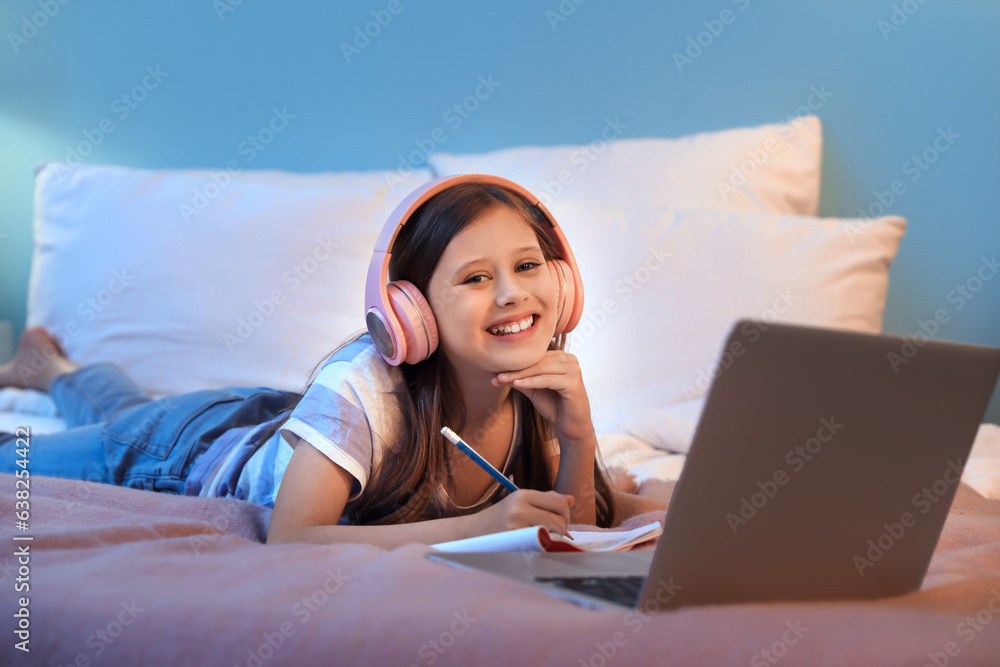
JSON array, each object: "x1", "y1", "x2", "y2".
[{"x1": 489, "y1": 346, "x2": 550, "y2": 373}]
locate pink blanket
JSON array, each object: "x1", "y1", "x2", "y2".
[{"x1": 2, "y1": 472, "x2": 999, "y2": 666}]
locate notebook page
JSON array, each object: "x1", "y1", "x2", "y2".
[
  {"x1": 554, "y1": 522, "x2": 662, "y2": 551},
  {"x1": 430, "y1": 522, "x2": 662, "y2": 553},
  {"x1": 431, "y1": 526, "x2": 544, "y2": 553}
]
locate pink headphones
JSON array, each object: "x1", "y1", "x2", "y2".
[{"x1": 365, "y1": 174, "x2": 585, "y2": 366}]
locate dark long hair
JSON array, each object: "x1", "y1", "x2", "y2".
[{"x1": 266, "y1": 181, "x2": 616, "y2": 527}]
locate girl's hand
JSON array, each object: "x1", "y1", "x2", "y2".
[
  {"x1": 471, "y1": 490, "x2": 575, "y2": 537},
  {"x1": 492, "y1": 350, "x2": 594, "y2": 444}
]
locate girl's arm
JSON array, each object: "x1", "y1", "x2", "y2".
[
  {"x1": 494, "y1": 350, "x2": 599, "y2": 524},
  {"x1": 552, "y1": 432, "x2": 597, "y2": 525},
  {"x1": 268, "y1": 442, "x2": 574, "y2": 548},
  {"x1": 550, "y1": 451, "x2": 670, "y2": 526}
]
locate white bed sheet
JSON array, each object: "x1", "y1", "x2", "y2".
[{"x1": 597, "y1": 423, "x2": 1000, "y2": 501}]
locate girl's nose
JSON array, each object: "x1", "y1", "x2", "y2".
[{"x1": 495, "y1": 274, "x2": 529, "y2": 306}]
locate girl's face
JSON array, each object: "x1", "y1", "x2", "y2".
[{"x1": 426, "y1": 206, "x2": 558, "y2": 377}]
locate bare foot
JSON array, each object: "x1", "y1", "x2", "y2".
[
  {"x1": 0, "y1": 327, "x2": 80, "y2": 392},
  {"x1": 607, "y1": 467, "x2": 639, "y2": 494},
  {"x1": 612, "y1": 489, "x2": 670, "y2": 526}
]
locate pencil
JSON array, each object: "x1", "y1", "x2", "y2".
[
  {"x1": 440, "y1": 426, "x2": 518, "y2": 492},
  {"x1": 440, "y1": 426, "x2": 574, "y2": 539}
]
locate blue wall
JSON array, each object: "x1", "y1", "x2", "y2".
[{"x1": 2, "y1": 0, "x2": 998, "y2": 422}]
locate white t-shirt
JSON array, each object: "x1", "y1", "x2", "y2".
[{"x1": 240, "y1": 335, "x2": 531, "y2": 518}]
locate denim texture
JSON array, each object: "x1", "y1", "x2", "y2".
[{"x1": 0, "y1": 363, "x2": 293, "y2": 494}]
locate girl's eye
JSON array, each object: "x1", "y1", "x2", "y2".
[{"x1": 464, "y1": 263, "x2": 539, "y2": 284}]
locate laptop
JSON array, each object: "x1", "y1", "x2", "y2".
[{"x1": 427, "y1": 320, "x2": 1000, "y2": 612}]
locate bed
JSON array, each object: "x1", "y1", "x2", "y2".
[{"x1": 3, "y1": 116, "x2": 1000, "y2": 665}]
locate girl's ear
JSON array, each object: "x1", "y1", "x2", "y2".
[
  {"x1": 386, "y1": 280, "x2": 439, "y2": 365},
  {"x1": 547, "y1": 260, "x2": 575, "y2": 336}
]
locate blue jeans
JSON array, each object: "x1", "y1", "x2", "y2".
[{"x1": 0, "y1": 363, "x2": 294, "y2": 494}]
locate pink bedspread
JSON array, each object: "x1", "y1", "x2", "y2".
[{"x1": 2, "y1": 473, "x2": 999, "y2": 666}]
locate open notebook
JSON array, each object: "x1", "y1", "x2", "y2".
[{"x1": 430, "y1": 522, "x2": 662, "y2": 553}]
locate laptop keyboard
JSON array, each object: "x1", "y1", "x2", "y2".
[{"x1": 535, "y1": 575, "x2": 645, "y2": 607}]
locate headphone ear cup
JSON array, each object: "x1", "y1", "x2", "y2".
[
  {"x1": 548, "y1": 259, "x2": 576, "y2": 336},
  {"x1": 386, "y1": 280, "x2": 439, "y2": 364}
]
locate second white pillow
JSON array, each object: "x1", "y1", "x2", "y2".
[
  {"x1": 429, "y1": 117, "x2": 823, "y2": 217},
  {"x1": 553, "y1": 200, "x2": 906, "y2": 434}
]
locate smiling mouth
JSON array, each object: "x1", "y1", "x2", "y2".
[{"x1": 488, "y1": 314, "x2": 536, "y2": 337}]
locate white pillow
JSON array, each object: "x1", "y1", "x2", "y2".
[
  {"x1": 28, "y1": 163, "x2": 433, "y2": 397},
  {"x1": 553, "y1": 200, "x2": 906, "y2": 436},
  {"x1": 428, "y1": 117, "x2": 823, "y2": 216}
]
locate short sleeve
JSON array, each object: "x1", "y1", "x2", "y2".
[{"x1": 279, "y1": 338, "x2": 405, "y2": 501}]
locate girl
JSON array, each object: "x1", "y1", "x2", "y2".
[{"x1": 0, "y1": 176, "x2": 649, "y2": 547}]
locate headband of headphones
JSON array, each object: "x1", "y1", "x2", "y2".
[{"x1": 364, "y1": 174, "x2": 585, "y2": 365}]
